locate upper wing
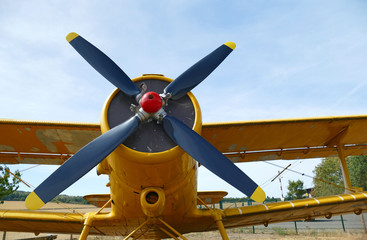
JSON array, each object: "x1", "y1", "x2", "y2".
[
  {"x1": 4, "y1": 114, "x2": 367, "y2": 164},
  {"x1": 201, "y1": 115, "x2": 367, "y2": 162},
  {"x1": 0, "y1": 119, "x2": 101, "y2": 165},
  {"x1": 212, "y1": 191, "x2": 367, "y2": 230}
]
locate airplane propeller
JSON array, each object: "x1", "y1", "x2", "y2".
[
  {"x1": 25, "y1": 33, "x2": 265, "y2": 210},
  {"x1": 25, "y1": 116, "x2": 140, "y2": 210},
  {"x1": 162, "y1": 116, "x2": 264, "y2": 202},
  {"x1": 66, "y1": 33, "x2": 141, "y2": 99},
  {"x1": 164, "y1": 42, "x2": 236, "y2": 100}
]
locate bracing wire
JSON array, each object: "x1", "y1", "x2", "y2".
[
  {"x1": 226, "y1": 159, "x2": 360, "y2": 210},
  {"x1": 3, "y1": 166, "x2": 84, "y2": 216},
  {"x1": 20, "y1": 164, "x2": 41, "y2": 172},
  {"x1": 263, "y1": 160, "x2": 359, "y2": 193}
]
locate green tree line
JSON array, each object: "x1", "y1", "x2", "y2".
[{"x1": 2, "y1": 190, "x2": 90, "y2": 205}]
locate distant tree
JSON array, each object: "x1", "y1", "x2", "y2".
[
  {"x1": 265, "y1": 196, "x2": 280, "y2": 202},
  {"x1": 0, "y1": 166, "x2": 21, "y2": 203},
  {"x1": 312, "y1": 157, "x2": 344, "y2": 197},
  {"x1": 52, "y1": 194, "x2": 90, "y2": 205},
  {"x1": 286, "y1": 180, "x2": 306, "y2": 200},
  {"x1": 312, "y1": 156, "x2": 367, "y2": 197},
  {"x1": 347, "y1": 155, "x2": 367, "y2": 191},
  {"x1": 2, "y1": 190, "x2": 29, "y2": 201}
]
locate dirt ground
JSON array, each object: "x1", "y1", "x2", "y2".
[
  {"x1": 2, "y1": 229, "x2": 366, "y2": 240},
  {"x1": 1, "y1": 201, "x2": 367, "y2": 239}
]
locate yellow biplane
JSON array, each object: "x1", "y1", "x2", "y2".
[{"x1": 1, "y1": 33, "x2": 367, "y2": 240}]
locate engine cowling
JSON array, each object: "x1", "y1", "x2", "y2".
[{"x1": 101, "y1": 74, "x2": 202, "y2": 156}]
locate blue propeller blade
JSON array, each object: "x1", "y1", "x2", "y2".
[
  {"x1": 162, "y1": 115, "x2": 265, "y2": 202},
  {"x1": 66, "y1": 32, "x2": 141, "y2": 98},
  {"x1": 164, "y1": 42, "x2": 236, "y2": 100},
  {"x1": 25, "y1": 116, "x2": 140, "y2": 210}
]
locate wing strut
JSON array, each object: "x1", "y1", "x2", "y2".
[
  {"x1": 197, "y1": 197, "x2": 229, "y2": 240},
  {"x1": 327, "y1": 126, "x2": 363, "y2": 193},
  {"x1": 121, "y1": 218, "x2": 188, "y2": 240}
]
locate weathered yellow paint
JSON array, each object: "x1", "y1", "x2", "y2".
[
  {"x1": 83, "y1": 194, "x2": 111, "y2": 208},
  {"x1": 0, "y1": 145, "x2": 14, "y2": 151},
  {"x1": 197, "y1": 191, "x2": 228, "y2": 204},
  {"x1": 0, "y1": 119, "x2": 100, "y2": 165}
]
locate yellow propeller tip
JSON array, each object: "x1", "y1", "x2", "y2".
[
  {"x1": 250, "y1": 186, "x2": 266, "y2": 203},
  {"x1": 66, "y1": 32, "x2": 79, "y2": 42},
  {"x1": 25, "y1": 191, "x2": 45, "y2": 210},
  {"x1": 224, "y1": 42, "x2": 236, "y2": 50}
]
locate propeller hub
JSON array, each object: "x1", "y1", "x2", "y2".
[{"x1": 140, "y1": 91, "x2": 163, "y2": 113}]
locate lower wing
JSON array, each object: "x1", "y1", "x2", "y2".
[
  {"x1": 0, "y1": 210, "x2": 85, "y2": 234},
  {"x1": 215, "y1": 191, "x2": 367, "y2": 229}
]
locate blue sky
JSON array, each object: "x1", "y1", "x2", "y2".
[{"x1": 2, "y1": 1, "x2": 367, "y2": 199}]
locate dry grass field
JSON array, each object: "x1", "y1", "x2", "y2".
[{"x1": 1, "y1": 201, "x2": 367, "y2": 239}]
